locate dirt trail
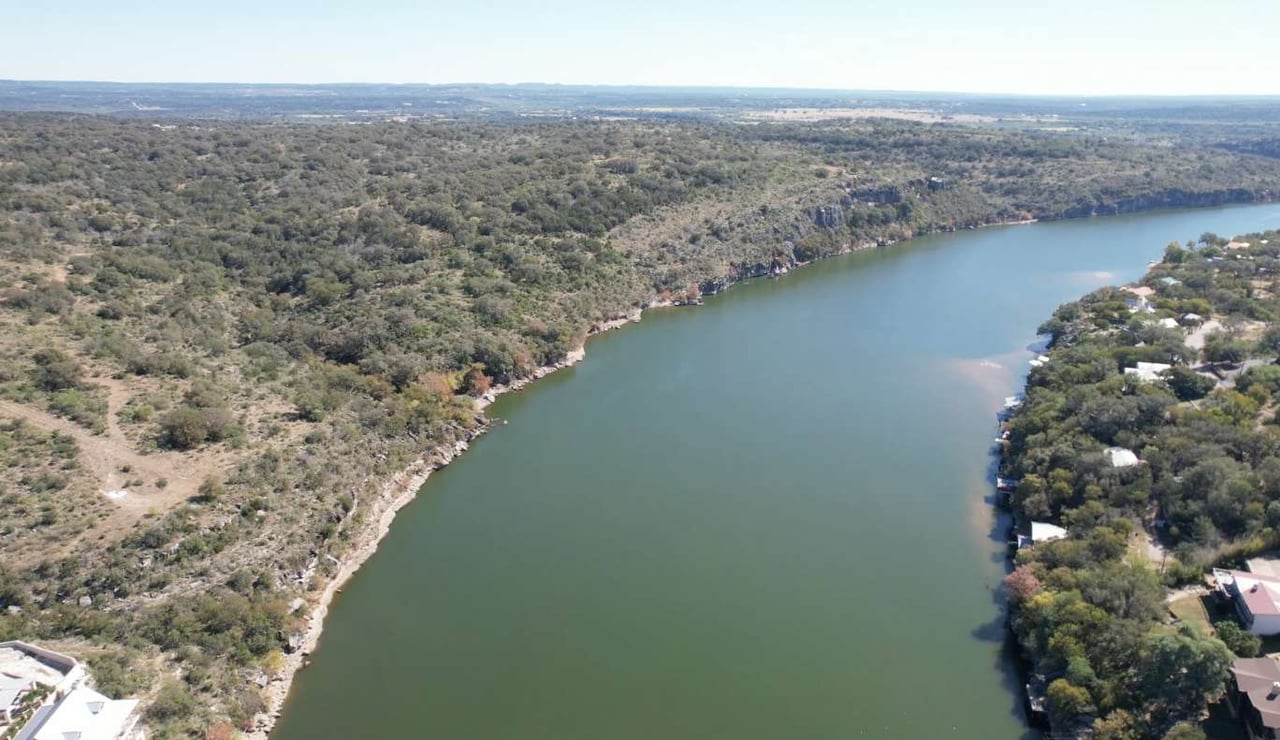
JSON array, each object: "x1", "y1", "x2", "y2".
[
  {"x1": 0, "y1": 397, "x2": 218, "y2": 530},
  {"x1": 1184, "y1": 319, "x2": 1223, "y2": 352}
]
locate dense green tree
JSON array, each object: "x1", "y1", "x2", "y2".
[
  {"x1": 1161, "y1": 366, "x2": 1216, "y2": 401},
  {"x1": 1203, "y1": 333, "x2": 1249, "y2": 364},
  {"x1": 1047, "y1": 678, "x2": 1094, "y2": 728}
]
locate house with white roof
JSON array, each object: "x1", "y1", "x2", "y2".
[
  {"x1": 0, "y1": 641, "x2": 84, "y2": 700},
  {"x1": 1105, "y1": 447, "x2": 1141, "y2": 468},
  {"x1": 0, "y1": 641, "x2": 85, "y2": 731},
  {"x1": 1124, "y1": 362, "x2": 1172, "y2": 384},
  {"x1": 0, "y1": 641, "x2": 143, "y2": 740},
  {"x1": 1216, "y1": 569, "x2": 1280, "y2": 636},
  {"x1": 1017, "y1": 522, "x2": 1068, "y2": 550},
  {"x1": 12, "y1": 687, "x2": 143, "y2": 740}
]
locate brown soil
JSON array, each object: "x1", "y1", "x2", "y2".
[{"x1": 0, "y1": 393, "x2": 224, "y2": 541}]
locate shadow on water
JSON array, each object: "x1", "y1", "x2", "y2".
[
  {"x1": 969, "y1": 565, "x2": 1039, "y2": 739},
  {"x1": 984, "y1": 453, "x2": 1016, "y2": 565},
  {"x1": 969, "y1": 530, "x2": 1040, "y2": 739},
  {"x1": 976, "y1": 385, "x2": 1041, "y2": 738}
]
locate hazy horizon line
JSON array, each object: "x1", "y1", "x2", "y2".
[{"x1": 4, "y1": 78, "x2": 1279, "y2": 101}]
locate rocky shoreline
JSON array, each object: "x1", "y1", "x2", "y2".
[{"x1": 245, "y1": 299, "x2": 673, "y2": 737}]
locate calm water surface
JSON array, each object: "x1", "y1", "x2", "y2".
[{"x1": 274, "y1": 205, "x2": 1280, "y2": 740}]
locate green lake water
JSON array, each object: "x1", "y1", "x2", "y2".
[{"x1": 273, "y1": 204, "x2": 1280, "y2": 739}]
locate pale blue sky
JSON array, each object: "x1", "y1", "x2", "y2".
[{"x1": 3, "y1": 0, "x2": 1277, "y2": 95}]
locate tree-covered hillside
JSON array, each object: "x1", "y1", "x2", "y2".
[{"x1": 2, "y1": 113, "x2": 1280, "y2": 735}]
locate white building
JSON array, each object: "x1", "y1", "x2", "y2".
[
  {"x1": 0, "y1": 642, "x2": 143, "y2": 740},
  {"x1": 13, "y1": 687, "x2": 143, "y2": 740},
  {"x1": 1124, "y1": 362, "x2": 1172, "y2": 384},
  {"x1": 1216, "y1": 569, "x2": 1280, "y2": 636},
  {"x1": 1018, "y1": 522, "x2": 1068, "y2": 550},
  {"x1": 0, "y1": 641, "x2": 84, "y2": 700},
  {"x1": 1105, "y1": 447, "x2": 1141, "y2": 468}
]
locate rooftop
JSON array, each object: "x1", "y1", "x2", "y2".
[
  {"x1": 0, "y1": 643, "x2": 75, "y2": 689},
  {"x1": 1218, "y1": 569, "x2": 1280, "y2": 617},
  {"x1": 12, "y1": 687, "x2": 139, "y2": 740},
  {"x1": 1232, "y1": 657, "x2": 1280, "y2": 729},
  {"x1": 1030, "y1": 522, "x2": 1068, "y2": 543},
  {"x1": 1105, "y1": 447, "x2": 1141, "y2": 468},
  {"x1": 1124, "y1": 362, "x2": 1172, "y2": 383}
]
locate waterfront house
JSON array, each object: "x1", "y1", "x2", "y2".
[
  {"x1": 995, "y1": 476, "x2": 1017, "y2": 506},
  {"x1": 1228, "y1": 657, "x2": 1280, "y2": 738},
  {"x1": 1024, "y1": 675, "x2": 1049, "y2": 728},
  {"x1": 998, "y1": 394, "x2": 1024, "y2": 421},
  {"x1": 1017, "y1": 521, "x2": 1068, "y2": 550},
  {"x1": 1214, "y1": 570, "x2": 1280, "y2": 636}
]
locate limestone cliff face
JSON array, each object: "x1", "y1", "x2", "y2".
[
  {"x1": 806, "y1": 205, "x2": 844, "y2": 229},
  {"x1": 1054, "y1": 188, "x2": 1274, "y2": 219},
  {"x1": 691, "y1": 185, "x2": 1275, "y2": 302},
  {"x1": 850, "y1": 185, "x2": 903, "y2": 204}
]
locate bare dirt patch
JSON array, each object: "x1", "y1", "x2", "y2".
[{"x1": 0, "y1": 398, "x2": 224, "y2": 540}]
